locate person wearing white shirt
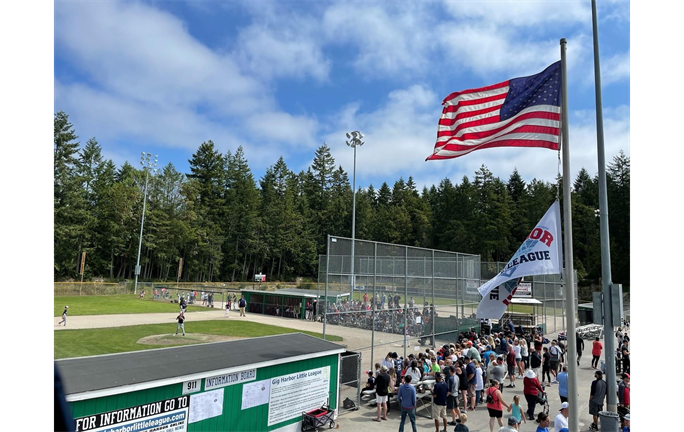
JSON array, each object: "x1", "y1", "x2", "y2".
[
  {"x1": 382, "y1": 353, "x2": 395, "y2": 371},
  {"x1": 513, "y1": 340, "x2": 522, "y2": 378},
  {"x1": 554, "y1": 402, "x2": 569, "y2": 430}
]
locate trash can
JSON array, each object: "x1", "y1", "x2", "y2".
[{"x1": 599, "y1": 410, "x2": 620, "y2": 431}]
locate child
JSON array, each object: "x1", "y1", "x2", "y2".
[
  {"x1": 365, "y1": 371, "x2": 375, "y2": 390},
  {"x1": 510, "y1": 395, "x2": 526, "y2": 425},
  {"x1": 454, "y1": 413, "x2": 469, "y2": 431},
  {"x1": 225, "y1": 302, "x2": 230, "y2": 318}
]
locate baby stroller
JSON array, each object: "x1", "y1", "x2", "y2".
[
  {"x1": 537, "y1": 390, "x2": 549, "y2": 416},
  {"x1": 618, "y1": 406, "x2": 630, "y2": 427}
]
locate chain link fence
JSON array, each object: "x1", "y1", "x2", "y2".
[
  {"x1": 318, "y1": 236, "x2": 482, "y2": 371},
  {"x1": 338, "y1": 351, "x2": 362, "y2": 414}
]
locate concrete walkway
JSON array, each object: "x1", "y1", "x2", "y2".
[{"x1": 55, "y1": 309, "x2": 612, "y2": 431}]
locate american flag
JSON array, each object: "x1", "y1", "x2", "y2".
[{"x1": 427, "y1": 61, "x2": 561, "y2": 160}]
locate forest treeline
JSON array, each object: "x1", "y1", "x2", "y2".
[{"x1": 54, "y1": 111, "x2": 630, "y2": 285}]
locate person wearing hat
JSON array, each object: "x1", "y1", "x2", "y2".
[
  {"x1": 497, "y1": 416, "x2": 521, "y2": 431},
  {"x1": 372, "y1": 365, "x2": 390, "y2": 422},
  {"x1": 622, "y1": 413, "x2": 630, "y2": 432},
  {"x1": 523, "y1": 369, "x2": 544, "y2": 421},
  {"x1": 554, "y1": 402, "x2": 569, "y2": 431},
  {"x1": 58, "y1": 305, "x2": 69, "y2": 326},
  {"x1": 589, "y1": 370, "x2": 607, "y2": 431}
]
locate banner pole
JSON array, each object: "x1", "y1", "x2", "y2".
[{"x1": 560, "y1": 38, "x2": 579, "y2": 432}]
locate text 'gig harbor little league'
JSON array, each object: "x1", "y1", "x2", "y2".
[{"x1": 272, "y1": 369, "x2": 323, "y2": 385}]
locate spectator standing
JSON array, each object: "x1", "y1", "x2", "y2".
[
  {"x1": 535, "y1": 412, "x2": 551, "y2": 432},
  {"x1": 382, "y1": 352, "x2": 395, "y2": 371},
  {"x1": 486, "y1": 380, "x2": 511, "y2": 432},
  {"x1": 225, "y1": 302, "x2": 230, "y2": 318},
  {"x1": 508, "y1": 395, "x2": 526, "y2": 426},
  {"x1": 554, "y1": 402, "x2": 569, "y2": 431},
  {"x1": 576, "y1": 330, "x2": 585, "y2": 365},
  {"x1": 464, "y1": 357, "x2": 477, "y2": 411},
  {"x1": 513, "y1": 340, "x2": 523, "y2": 378},
  {"x1": 591, "y1": 337, "x2": 603, "y2": 369},
  {"x1": 387, "y1": 368, "x2": 397, "y2": 415},
  {"x1": 557, "y1": 365, "x2": 568, "y2": 403},
  {"x1": 489, "y1": 356, "x2": 507, "y2": 397},
  {"x1": 373, "y1": 365, "x2": 390, "y2": 422},
  {"x1": 618, "y1": 373, "x2": 630, "y2": 408},
  {"x1": 405, "y1": 360, "x2": 422, "y2": 384},
  {"x1": 58, "y1": 305, "x2": 69, "y2": 326},
  {"x1": 522, "y1": 369, "x2": 544, "y2": 421},
  {"x1": 548, "y1": 341, "x2": 560, "y2": 383},
  {"x1": 506, "y1": 346, "x2": 517, "y2": 388},
  {"x1": 474, "y1": 360, "x2": 484, "y2": 405},
  {"x1": 397, "y1": 375, "x2": 417, "y2": 432},
  {"x1": 519, "y1": 339, "x2": 529, "y2": 372},
  {"x1": 589, "y1": 371, "x2": 607, "y2": 431},
  {"x1": 446, "y1": 366, "x2": 462, "y2": 426},
  {"x1": 620, "y1": 340, "x2": 630, "y2": 375},
  {"x1": 431, "y1": 372, "x2": 449, "y2": 432},
  {"x1": 530, "y1": 348, "x2": 542, "y2": 378},
  {"x1": 541, "y1": 347, "x2": 552, "y2": 385},
  {"x1": 497, "y1": 416, "x2": 521, "y2": 432},
  {"x1": 238, "y1": 295, "x2": 247, "y2": 317}
]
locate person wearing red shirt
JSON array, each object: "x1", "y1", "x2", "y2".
[
  {"x1": 523, "y1": 369, "x2": 545, "y2": 421},
  {"x1": 591, "y1": 337, "x2": 603, "y2": 369}
]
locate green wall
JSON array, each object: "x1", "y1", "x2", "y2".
[{"x1": 70, "y1": 354, "x2": 339, "y2": 432}]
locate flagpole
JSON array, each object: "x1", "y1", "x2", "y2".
[
  {"x1": 560, "y1": 38, "x2": 579, "y2": 432},
  {"x1": 592, "y1": 0, "x2": 618, "y2": 419}
]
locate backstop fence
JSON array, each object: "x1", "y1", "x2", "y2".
[{"x1": 317, "y1": 236, "x2": 577, "y2": 371}]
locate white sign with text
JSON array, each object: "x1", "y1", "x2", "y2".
[{"x1": 267, "y1": 366, "x2": 331, "y2": 426}]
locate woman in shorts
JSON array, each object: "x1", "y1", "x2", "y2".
[{"x1": 485, "y1": 379, "x2": 511, "y2": 432}]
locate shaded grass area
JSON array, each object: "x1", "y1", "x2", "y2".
[
  {"x1": 54, "y1": 320, "x2": 343, "y2": 359},
  {"x1": 54, "y1": 295, "x2": 211, "y2": 316}
]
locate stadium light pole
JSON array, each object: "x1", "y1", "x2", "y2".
[
  {"x1": 134, "y1": 152, "x2": 158, "y2": 295},
  {"x1": 346, "y1": 131, "x2": 364, "y2": 296}
]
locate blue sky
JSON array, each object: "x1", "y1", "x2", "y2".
[{"x1": 54, "y1": 0, "x2": 630, "y2": 190}]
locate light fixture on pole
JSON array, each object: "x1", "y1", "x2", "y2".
[
  {"x1": 134, "y1": 152, "x2": 158, "y2": 295},
  {"x1": 345, "y1": 131, "x2": 364, "y2": 296}
]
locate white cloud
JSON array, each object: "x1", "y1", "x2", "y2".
[
  {"x1": 53, "y1": 0, "x2": 320, "y2": 168},
  {"x1": 234, "y1": 3, "x2": 331, "y2": 81},
  {"x1": 442, "y1": 1, "x2": 591, "y2": 26},
  {"x1": 597, "y1": 50, "x2": 630, "y2": 86},
  {"x1": 321, "y1": 2, "x2": 437, "y2": 79}
]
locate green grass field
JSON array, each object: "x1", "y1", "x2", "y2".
[
  {"x1": 54, "y1": 294, "x2": 212, "y2": 316},
  {"x1": 54, "y1": 320, "x2": 343, "y2": 359}
]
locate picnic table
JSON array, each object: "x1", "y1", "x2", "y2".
[{"x1": 411, "y1": 379, "x2": 436, "y2": 419}]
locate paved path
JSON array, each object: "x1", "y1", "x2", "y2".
[{"x1": 55, "y1": 309, "x2": 613, "y2": 431}]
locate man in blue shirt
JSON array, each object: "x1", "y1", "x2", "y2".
[
  {"x1": 483, "y1": 346, "x2": 496, "y2": 368},
  {"x1": 432, "y1": 372, "x2": 449, "y2": 432},
  {"x1": 398, "y1": 375, "x2": 417, "y2": 432},
  {"x1": 557, "y1": 365, "x2": 568, "y2": 403}
]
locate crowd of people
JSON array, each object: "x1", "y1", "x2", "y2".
[
  {"x1": 325, "y1": 296, "x2": 434, "y2": 340},
  {"x1": 361, "y1": 326, "x2": 630, "y2": 432}
]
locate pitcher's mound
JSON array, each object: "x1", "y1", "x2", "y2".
[{"x1": 138, "y1": 334, "x2": 243, "y2": 345}]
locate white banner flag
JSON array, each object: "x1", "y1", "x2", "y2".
[
  {"x1": 477, "y1": 201, "x2": 563, "y2": 297},
  {"x1": 477, "y1": 278, "x2": 521, "y2": 319}
]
